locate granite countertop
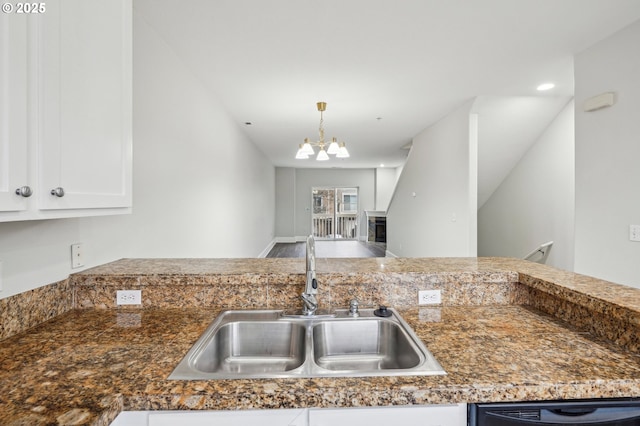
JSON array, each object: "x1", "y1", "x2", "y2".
[{"x1": 1, "y1": 257, "x2": 640, "y2": 425}]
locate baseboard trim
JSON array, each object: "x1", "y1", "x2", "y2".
[
  {"x1": 275, "y1": 237, "x2": 297, "y2": 243},
  {"x1": 257, "y1": 239, "x2": 276, "y2": 258},
  {"x1": 385, "y1": 250, "x2": 398, "y2": 258},
  {"x1": 260, "y1": 237, "x2": 308, "y2": 257}
]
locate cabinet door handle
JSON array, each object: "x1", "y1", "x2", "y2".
[
  {"x1": 15, "y1": 186, "x2": 33, "y2": 197},
  {"x1": 50, "y1": 187, "x2": 65, "y2": 197}
]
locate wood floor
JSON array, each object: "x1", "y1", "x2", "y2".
[{"x1": 266, "y1": 240, "x2": 387, "y2": 258}]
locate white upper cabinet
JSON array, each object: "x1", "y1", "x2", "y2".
[
  {"x1": 37, "y1": 0, "x2": 132, "y2": 211},
  {"x1": 0, "y1": 0, "x2": 132, "y2": 221},
  {"x1": 0, "y1": 12, "x2": 30, "y2": 213}
]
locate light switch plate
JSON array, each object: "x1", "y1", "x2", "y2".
[{"x1": 630, "y1": 225, "x2": 640, "y2": 242}]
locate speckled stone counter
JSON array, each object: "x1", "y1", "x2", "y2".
[{"x1": 1, "y1": 257, "x2": 640, "y2": 425}]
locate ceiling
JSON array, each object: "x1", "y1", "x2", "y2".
[
  {"x1": 134, "y1": 0, "x2": 640, "y2": 171},
  {"x1": 474, "y1": 95, "x2": 572, "y2": 207}
]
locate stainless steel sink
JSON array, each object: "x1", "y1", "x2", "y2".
[
  {"x1": 169, "y1": 308, "x2": 445, "y2": 380},
  {"x1": 312, "y1": 320, "x2": 421, "y2": 371},
  {"x1": 191, "y1": 321, "x2": 306, "y2": 374}
]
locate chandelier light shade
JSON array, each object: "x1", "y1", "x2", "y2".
[
  {"x1": 295, "y1": 102, "x2": 349, "y2": 161},
  {"x1": 295, "y1": 144, "x2": 309, "y2": 159},
  {"x1": 316, "y1": 148, "x2": 329, "y2": 161},
  {"x1": 337, "y1": 142, "x2": 349, "y2": 158}
]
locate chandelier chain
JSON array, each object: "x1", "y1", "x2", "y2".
[{"x1": 318, "y1": 111, "x2": 325, "y2": 145}]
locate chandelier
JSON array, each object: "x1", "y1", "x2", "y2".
[{"x1": 295, "y1": 102, "x2": 349, "y2": 161}]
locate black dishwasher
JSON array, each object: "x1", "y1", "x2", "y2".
[{"x1": 470, "y1": 399, "x2": 640, "y2": 425}]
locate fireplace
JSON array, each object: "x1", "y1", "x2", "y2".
[{"x1": 365, "y1": 211, "x2": 387, "y2": 243}]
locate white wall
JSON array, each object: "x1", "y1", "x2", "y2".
[
  {"x1": 0, "y1": 11, "x2": 275, "y2": 299},
  {"x1": 386, "y1": 100, "x2": 477, "y2": 257},
  {"x1": 275, "y1": 167, "x2": 296, "y2": 241},
  {"x1": 574, "y1": 20, "x2": 640, "y2": 288},
  {"x1": 374, "y1": 168, "x2": 397, "y2": 211},
  {"x1": 477, "y1": 100, "x2": 575, "y2": 271}
]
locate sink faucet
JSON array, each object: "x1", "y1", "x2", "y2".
[
  {"x1": 302, "y1": 234, "x2": 318, "y2": 316},
  {"x1": 348, "y1": 299, "x2": 360, "y2": 317}
]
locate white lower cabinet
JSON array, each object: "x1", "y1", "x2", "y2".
[
  {"x1": 308, "y1": 404, "x2": 467, "y2": 425},
  {"x1": 110, "y1": 409, "x2": 308, "y2": 426},
  {"x1": 110, "y1": 404, "x2": 467, "y2": 426}
]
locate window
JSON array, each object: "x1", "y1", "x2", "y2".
[{"x1": 342, "y1": 193, "x2": 357, "y2": 213}]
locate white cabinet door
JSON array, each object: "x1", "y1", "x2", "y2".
[
  {"x1": 0, "y1": 12, "x2": 30, "y2": 213},
  {"x1": 36, "y1": 0, "x2": 132, "y2": 211},
  {"x1": 308, "y1": 404, "x2": 467, "y2": 426},
  {"x1": 110, "y1": 405, "x2": 466, "y2": 426},
  {"x1": 110, "y1": 409, "x2": 308, "y2": 426}
]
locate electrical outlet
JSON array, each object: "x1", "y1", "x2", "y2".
[
  {"x1": 116, "y1": 290, "x2": 142, "y2": 305},
  {"x1": 418, "y1": 289, "x2": 442, "y2": 305},
  {"x1": 71, "y1": 243, "x2": 84, "y2": 268},
  {"x1": 630, "y1": 225, "x2": 640, "y2": 242}
]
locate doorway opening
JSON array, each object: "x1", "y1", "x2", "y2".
[{"x1": 311, "y1": 187, "x2": 358, "y2": 240}]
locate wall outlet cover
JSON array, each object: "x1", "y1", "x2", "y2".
[
  {"x1": 116, "y1": 290, "x2": 142, "y2": 305},
  {"x1": 418, "y1": 289, "x2": 442, "y2": 305}
]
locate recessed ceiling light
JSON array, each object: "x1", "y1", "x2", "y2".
[
  {"x1": 536, "y1": 83, "x2": 555, "y2": 91},
  {"x1": 379, "y1": 163, "x2": 385, "y2": 168}
]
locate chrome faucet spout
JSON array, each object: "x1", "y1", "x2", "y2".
[{"x1": 302, "y1": 235, "x2": 318, "y2": 315}]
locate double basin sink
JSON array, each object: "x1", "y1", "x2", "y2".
[{"x1": 169, "y1": 308, "x2": 445, "y2": 379}]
